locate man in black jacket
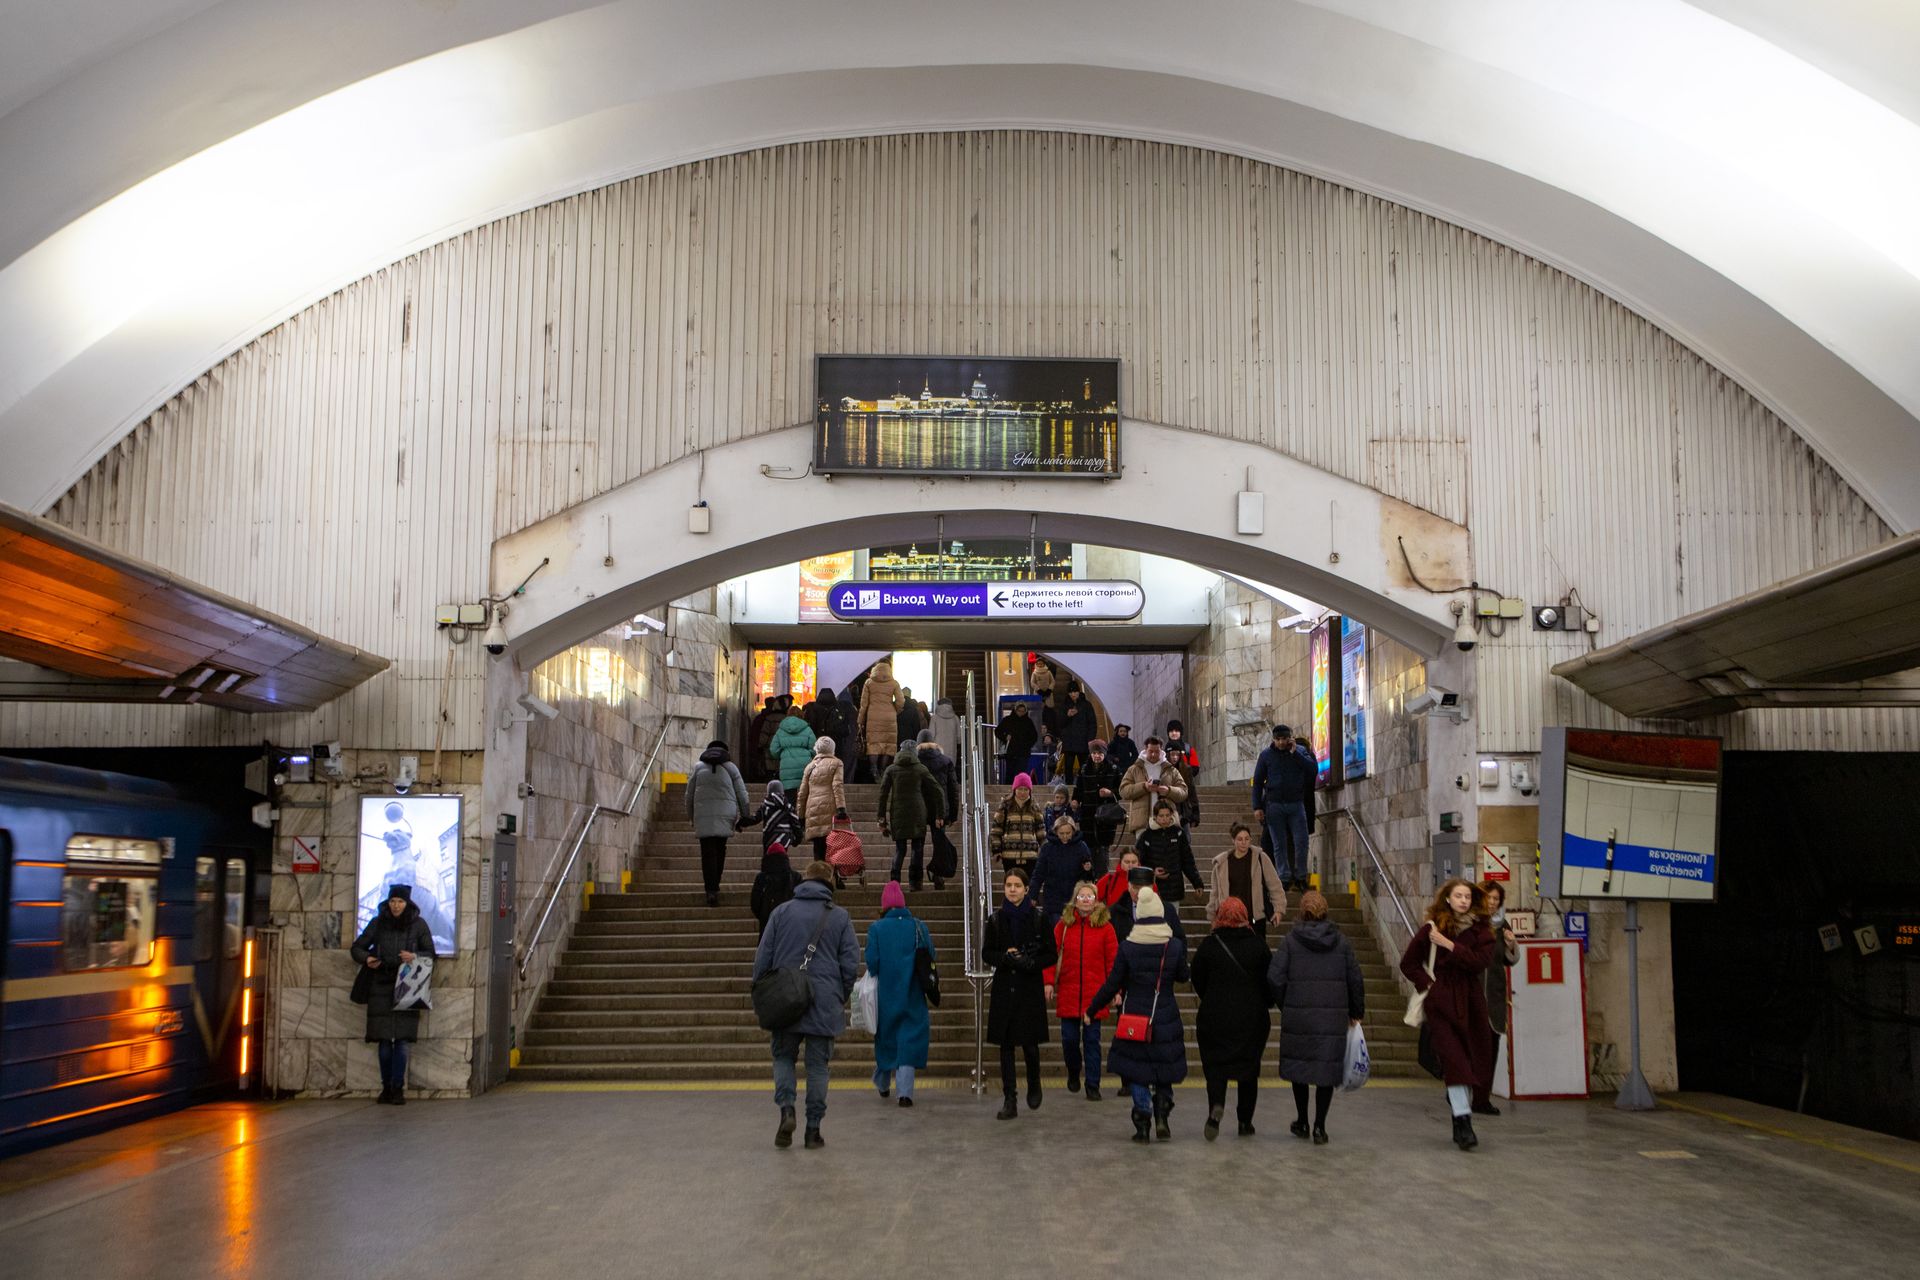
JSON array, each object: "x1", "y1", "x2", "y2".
[
  {"x1": 1056, "y1": 683, "x2": 1096, "y2": 782},
  {"x1": 1252, "y1": 724, "x2": 1318, "y2": 891},
  {"x1": 1104, "y1": 723, "x2": 1139, "y2": 774},
  {"x1": 995, "y1": 701, "x2": 1040, "y2": 785},
  {"x1": 1072, "y1": 739, "x2": 1122, "y2": 858}
]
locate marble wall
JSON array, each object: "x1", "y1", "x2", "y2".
[{"x1": 264, "y1": 751, "x2": 486, "y2": 1098}]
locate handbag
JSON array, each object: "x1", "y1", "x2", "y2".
[
  {"x1": 751, "y1": 905, "x2": 834, "y2": 1031},
  {"x1": 1403, "y1": 935, "x2": 1438, "y2": 1027},
  {"x1": 1114, "y1": 944, "x2": 1168, "y2": 1042},
  {"x1": 1417, "y1": 1022, "x2": 1445, "y2": 1080},
  {"x1": 928, "y1": 826, "x2": 958, "y2": 879},
  {"x1": 913, "y1": 922, "x2": 941, "y2": 1007},
  {"x1": 1094, "y1": 801, "x2": 1127, "y2": 827},
  {"x1": 350, "y1": 962, "x2": 374, "y2": 1005}
]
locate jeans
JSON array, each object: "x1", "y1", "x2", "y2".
[
  {"x1": 1129, "y1": 1082, "x2": 1173, "y2": 1114},
  {"x1": 1060, "y1": 1017, "x2": 1103, "y2": 1089},
  {"x1": 1206, "y1": 1069, "x2": 1260, "y2": 1124},
  {"x1": 1265, "y1": 801, "x2": 1310, "y2": 883},
  {"x1": 376, "y1": 1039, "x2": 410, "y2": 1090},
  {"x1": 890, "y1": 835, "x2": 925, "y2": 887},
  {"x1": 771, "y1": 1032, "x2": 835, "y2": 1126},
  {"x1": 699, "y1": 835, "x2": 729, "y2": 895},
  {"x1": 874, "y1": 1063, "x2": 916, "y2": 1099},
  {"x1": 999, "y1": 1042, "x2": 1041, "y2": 1098}
]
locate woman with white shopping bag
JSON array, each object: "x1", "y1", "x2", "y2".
[
  {"x1": 1265, "y1": 890, "x2": 1364, "y2": 1145},
  {"x1": 863, "y1": 881, "x2": 935, "y2": 1106},
  {"x1": 1399, "y1": 879, "x2": 1497, "y2": 1152},
  {"x1": 349, "y1": 884, "x2": 437, "y2": 1104}
]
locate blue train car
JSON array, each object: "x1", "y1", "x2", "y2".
[{"x1": 1, "y1": 757, "x2": 257, "y2": 1158}]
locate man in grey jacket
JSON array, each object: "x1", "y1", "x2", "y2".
[{"x1": 751, "y1": 861, "x2": 861, "y2": 1149}]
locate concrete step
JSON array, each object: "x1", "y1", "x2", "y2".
[
  {"x1": 507, "y1": 1060, "x2": 1428, "y2": 1082},
  {"x1": 515, "y1": 1035, "x2": 1424, "y2": 1065}
]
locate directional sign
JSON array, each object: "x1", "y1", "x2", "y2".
[{"x1": 827, "y1": 580, "x2": 1145, "y2": 622}]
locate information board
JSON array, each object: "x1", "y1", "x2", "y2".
[
  {"x1": 827, "y1": 579, "x2": 1143, "y2": 621},
  {"x1": 1538, "y1": 727, "x2": 1722, "y2": 903}
]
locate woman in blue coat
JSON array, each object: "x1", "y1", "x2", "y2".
[
  {"x1": 1087, "y1": 885, "x2": 1190, "y2": 1143},
  {"x1": 865, "y1": 880, "x2": 934, "y2": 1106}
]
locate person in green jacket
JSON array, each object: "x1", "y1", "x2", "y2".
[{"x1": 770, "y1": 710, "x2": 818, "y2": 791}]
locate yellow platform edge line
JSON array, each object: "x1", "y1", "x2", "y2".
[{"x1": 1656, "y1": 1097, "x2": 1920, "y2": 1177}]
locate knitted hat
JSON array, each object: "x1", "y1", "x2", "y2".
[
  {"x1": 1012, "y1": 772, "x2": 1033, "y2": 791},
  {"x1": 813, "y1": 737, "x2": 835, "y2": 755},
  {"x1": 1135, "y1": 886, "x2": 1165, "y2": 921},
  {"x1": 1167, "y1": 719, "x2": 1185, "y2": 734},
  {"x1": 917, "y1": 728, "x2": 936, "y2": 744},
  {"x1": 387, "y1": 884, "x2": 413, "y2": 902},
  {"x1": 1213, "y1": 896, "x2": 1251, "y2": 929},
  {"x1": 768, "y1": 841, "x2": 789, "y2": 858},
  {"x1": 881, "y1": 880, "x2": 907, "y2": 910}
]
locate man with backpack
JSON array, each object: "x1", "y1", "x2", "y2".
[{"x1": 751, "y1": 861, "x2": 861, "y2": 1150}]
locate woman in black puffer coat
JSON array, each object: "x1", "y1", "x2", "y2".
[
  {"x1": 1190, "y1": 895, "x2": 1274, "y2": 1139},
  {"x1": 1086, "y1": 885, "x2": 1190, "y2": 1143},
  {"x1": 983, "y1": 868, "x2": 1055, "y2": 1120},
  {"x1": 350, "y1": 884, "x2": 438, "y2": 1104},
  {"x1": 1266, "y1": 890, "x2": 1365, "y2": 1145}
]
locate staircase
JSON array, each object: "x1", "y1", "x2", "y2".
[{"x1": 514, "y1": 782, "x2": 1421, "y2": 1082}]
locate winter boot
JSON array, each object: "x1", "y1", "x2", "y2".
[
  {"x1": 1085, "y1": 1083, "x2": 1101, "y2": 1102},
  {"x1": 775, "y1": 1106, "x2": 797, "y2": 1148},
  {"x1": 1131, "y1": 1110, "x2": 1152, "y2": 1143},
  {"x1": 1237, "y1": 1120, "x2": 1257, "y2": 1137},
  {"x1": 1065, "y1": 1072, "x2": 1081, "y2": 1095},
  {"x1": 996, "y1": 1093, "x2": 1018, "y2": 1121},
  {"x1": 1313, "y1": 1125, "x2": 1330, "y2": 1145},
  {"x1": 1027, "y1": 1082, "x2": 1043, "y2": 1112},
  {"x1": 1289, "y1": 1119, "x2": 1311, "y2": 1140},
  {"x1": 1472, "y1": 1099, "x2": 1502, "y2": 1116},
  {"x1": 804, "y1": 1127, "x2": 825, "y2": 1150},
  {"x1": 1204, "y1": 1105, "x2": 1224, "y2": 1141},
  {"x1": 1153, "y1": 1096, "x2": 1173, "y2": 1141},
  {"x1": 1452, "y1": 1115, "x2": 1478, "y2": 1151}
]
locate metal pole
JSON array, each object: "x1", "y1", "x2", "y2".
[{"x1": 1615, "y1": 899, "x2": 1656, "y2": 1110}]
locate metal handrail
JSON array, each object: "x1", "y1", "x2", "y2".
[
  {"x1": 516, "y1": 721, "x2": 672, "y2": 979},
  {"x1": 959, "y1": 672, "x2": 996, "y2": 1095},
  {"x1": 1321, "y1": 804, "x2": 1418, "y2": 948}
]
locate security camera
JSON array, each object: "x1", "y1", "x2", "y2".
[
  {"x1": 483, "y1": 616, "x2": 509, "y2": 656},
  {"x1": 516, "y1": 693, "x2": 560, "y2": 720},
  {"x1": 1443, "y1": 610, "x2": 1474, "y2": 656},
  {"x1": 394, "y1": 755, "x2": 419, "y2": 795},
  {"x1": 1407, "y1": 686, "x2": 1465, "y2": 718}
]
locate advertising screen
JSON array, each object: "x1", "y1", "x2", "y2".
[
  {"x1": 1538, "y1": 729, "x2": 1721, "y2": 903},
  {"x1": 1340, "y1": 617, "x2": 1369, "y2": 781},
  {"x1": 798, "y1": 553, "x2": 855, "y2": 621},
  {"x1": 815, "y1": 355, "x2": 1120, "y2": 478},
  {"x1": 1310, "y1": 620, "x2": 1335, "y2": 788},
  {"x1": 357, "y1": 795, "x2": 462, "y2": 954}
]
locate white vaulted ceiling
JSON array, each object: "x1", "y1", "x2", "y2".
[{"x1": 1, "y1": 0, "x2": 1917, "y2": 527}]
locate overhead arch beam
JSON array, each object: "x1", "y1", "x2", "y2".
[
  {"x1": 489, "y1": 423, "x2": 1467, "y2": 667},
  {"x1": 4, "y1": 3, "x2": 1917, "y2": 527}
]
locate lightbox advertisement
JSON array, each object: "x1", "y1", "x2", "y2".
[{"x1": 357, "y1": 795, "x2": 462, "y2": 954}]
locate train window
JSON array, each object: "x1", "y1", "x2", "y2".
[
  {"x1": 194, "y1": 857, "x2": 218, "y2": 962},
  {"x1": 61, "y1": 834, "x2": 161, "y2": 971},
  {"x1": 224, "y1": 860, "x2": 246, "y2": 958}
]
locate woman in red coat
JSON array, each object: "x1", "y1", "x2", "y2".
[
  {"x1": 1401, "y1": 878, "x2": 1496, "y2": 1151},
  {"x1": 1045, "y1": 881, "x2": 1121, "y2": 1100}
]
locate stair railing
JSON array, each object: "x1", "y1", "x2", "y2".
[
  {"x1": 960, "y1": 672, "x2": 995, "y2": 1095},
  {"x1": 516, "y1": 721, "x2": 672, "y2": 980},
  {"x1": 1319, "y1": 804, "x2": 1418, "y2": 952}
]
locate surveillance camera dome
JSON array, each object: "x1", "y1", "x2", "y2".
[
  {"x1": 483, "y1": 616, "x2": 508, "y2": 656},
  {"x1": 1454, "y1": 613, "x2": 1477, "y2": 652}
]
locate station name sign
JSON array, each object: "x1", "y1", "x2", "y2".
[{"x1": 828, "y1": 580, "x2": 1145, "y2": 622}]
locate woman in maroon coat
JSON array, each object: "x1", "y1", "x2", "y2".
[{"x1": 1401, "y1": 878, "x2": 1495, "y2": 1151}]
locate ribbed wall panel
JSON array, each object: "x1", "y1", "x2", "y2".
[{"x1": 4, "y1": 131, "x2": 1910, "y2": 753}]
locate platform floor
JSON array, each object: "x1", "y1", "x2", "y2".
[{"x1": 2, "y1": 1082, "x2": 1916, "y2": 1279}]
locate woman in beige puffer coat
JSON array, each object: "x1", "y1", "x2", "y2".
[
  {"x1": 859, "y1": 661, "x2": 903, "y2": 780},
  {"x1": 795, "y1": 737, "x2": 848, "y2": 860}
]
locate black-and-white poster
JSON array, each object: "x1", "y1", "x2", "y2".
[{"x1": 357, "y1": 795, "x2": 462, "y2": 954}]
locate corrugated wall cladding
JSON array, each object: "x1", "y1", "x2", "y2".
[{"x1": 5, "y1": 131, "x2": 1913, "y2": 752}]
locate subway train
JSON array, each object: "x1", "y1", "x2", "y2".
[{"x1": 0, "y1": 756, "x2": 261, "y2": 1158}]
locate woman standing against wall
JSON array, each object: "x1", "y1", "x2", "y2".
[
  {"x1": 350, "y1": 885, "x2": 437, "y2": 1104},
  {"x1": 1401, "y1": 878, "x2": 1496, "y2": 1150}
]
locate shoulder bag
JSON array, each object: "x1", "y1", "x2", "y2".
[
  {"x1": 1114, "y1": 945, "x2": 1168, "y2": 1042},
  {"x1": 913, "y1": 921, "x2": 941, "y2": 1007},
  {"x1": 751, "y1": 905, "x2": 834, "y2": 1031},
  {"x1": 1402, "y1": 933, "x2": 1438, "y2": 1027}
]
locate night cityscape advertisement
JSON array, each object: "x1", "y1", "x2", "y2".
[{"x1": 815, "y1": 355, "x2": 1121, "y2": 477}]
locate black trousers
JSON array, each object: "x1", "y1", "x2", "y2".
[
  {"x1": 699, "y1": 836, "x2": 728, "y2": 895},
  {"x1": 1059, "y1": 749, "x2": 1089, "y2": 782},
  {"x1": 890, "y1": 836, "x2": 925, "y2": 887},
  {"x1": 1293, "y1": 1081, "x2": 1334, "y2": 1127},
  {"x1": 811, "y1": 836, "x2": 828, "y2": 860},
  {"x1": 1205, "y1": 1069, "x2": 1260, "y2": 1124},
  {"x1": 999, "y1": 1042, "x2": 1041, "y2": 1097}
]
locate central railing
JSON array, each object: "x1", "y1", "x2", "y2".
[{"x1": 958, "y1": 672, "x2": 995, "y2": 1095}]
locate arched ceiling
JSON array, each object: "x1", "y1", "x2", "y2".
[{"x1": 2, "y1": 0, "x2": 1916, "y2": 528}]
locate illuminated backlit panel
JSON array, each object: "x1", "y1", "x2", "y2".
[
  {"x1": 1538, "y1": 729, "x2": 1722, "y2": 903},
  {"x1": 1310, "y1": 621, "x2": 1334, "y2": 787}
]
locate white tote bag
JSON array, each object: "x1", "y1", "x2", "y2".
[
  {"x1": 1402, "y1": 937, "x2": 1436, "y2": 1027},
  {"x1": 849, "y1": 970, "x2": 879, "y2": 1034},
  {"x1": 393, "y1": 955, "x2": 435, "y2": 1011}
]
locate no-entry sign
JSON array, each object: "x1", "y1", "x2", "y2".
[{"x1": 827, "y1": 580, "x2": 1144, "y2": 621}]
